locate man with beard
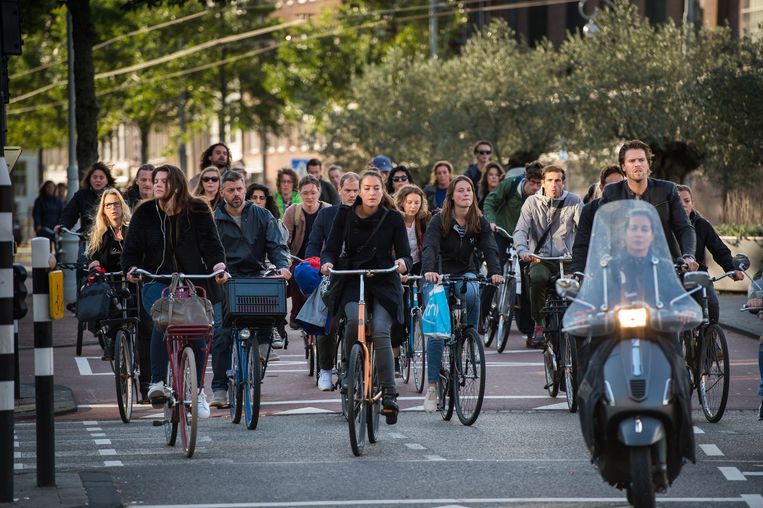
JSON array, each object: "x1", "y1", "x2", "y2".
[{"x1": 210, "y1": 171, "x2": 291, "y2": 408}]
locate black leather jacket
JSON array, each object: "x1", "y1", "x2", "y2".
[{"x1": 599, "y1": 178, "x2": 696, "y2": 259}]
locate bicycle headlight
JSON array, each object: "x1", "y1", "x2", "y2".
[
  {"x1": 239, "y1": 328, "x2": 251, "y2": 340},
  {"x1": 617, "y1": 307, "x2": 648, "y2": 328}
]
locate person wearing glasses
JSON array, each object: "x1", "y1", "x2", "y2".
[
  {"x1": 194, "y1": 166, "x2": 222, "y2": 209},
  {"x1": 423, "y1": 160, "x2": 453, "y2": 213},
  {"x1": 386, "y1": 165, "x2": 415, "y2": 195},
  {"x1": 464, "y1": 140, "x2": 494, "y2": 189}
]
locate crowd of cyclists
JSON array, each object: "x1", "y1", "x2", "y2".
[{"x1": 33, "y1": 138, "x2": 763, "y2": 424}]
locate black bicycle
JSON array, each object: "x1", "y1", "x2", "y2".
[
  {"x1": 437, "y1": 274, "x2": 490, "y2": 426},
  {"x1": 481, "y1": 226, "x2": 518, "y2": 353}
]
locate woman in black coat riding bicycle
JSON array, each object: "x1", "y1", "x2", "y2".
[{"x1": 320, "y1": 170, "x2": 411, "y2": 424}]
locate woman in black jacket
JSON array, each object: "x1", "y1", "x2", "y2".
[
  {"x1": 56, "y1": 162, "x2": 115, "y2": 238},
  {"x1": 123, "y1": 164, "x2": 228, "y2": 414},
  {"x1": 320, "y1": 170, "x2": 411, "y2": 424},
  {"x1": 33, "y1": 180, "x2": 63, "y2": 243},
  {"x1": 420, "y1": 175, "x2": 503, "y2": 412}
]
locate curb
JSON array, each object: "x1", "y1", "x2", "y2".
[{"x1": 14, "y1": 384, "x2": 77, "y2": 419}]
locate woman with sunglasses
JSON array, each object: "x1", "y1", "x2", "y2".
[
  {"x1": 386, "y1": 165, "x2": 415, "y2": 195},
  {"x1": 194, "y1": 166, "x2": 222, "y2": 209}
]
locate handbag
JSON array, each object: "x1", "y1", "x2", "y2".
[
  {"x1": 77, "y1": 281, "x2": 112, "y2": 322},
  {"x1": 422, "y1": 284, "x2": 451, "y2": 339},
  {"x1": 150, "y1": 273, "x2": 214, "y2": 331},
  {"x1": 322, "y1": 209, "x2": 389, "y2": 314},
  {"x1": 296, "y1": 288, "x2": 331, "y2": 335}
]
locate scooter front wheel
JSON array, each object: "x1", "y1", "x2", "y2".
[{"x1": 628, "y1": 447, "x2": 656, "y2": 508}]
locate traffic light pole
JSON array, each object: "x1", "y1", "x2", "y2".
[{"x1": 0, "y1": 155, "x2": 15, "y2": 503}]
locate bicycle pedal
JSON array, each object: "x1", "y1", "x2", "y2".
[{"x1": 150, "y1": 398, "x2": 167, "y2": 409}]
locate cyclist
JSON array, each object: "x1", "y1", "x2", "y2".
[
  {"x1": 194, "y1": 166, "x2": 222, "y2": 210},
  {"x1": 421, "y1": 175, "x2": 503, "y2": 412},
  {"x1": 123, "y1": 164, "x2": 228, "y2": 418},
  {"x1": 33, "y1": 181, "x2": 62, "y2": 244},
  {"x1": 483, "y1": 161, "x2": 543, "y2": 344},
  {"x1": 209, "y1": 171, "x2": 291, "y2": 408},
  {"x1": 320, "y1": 169, "x2": 411, "y2": 424},
  {"x1": 513, "y1": 165, "x2": 582, "y2": 348},
  {"x1": 676, "y1": 185, "x2": 744, "y2": 323},
  {"x1": 423, "y1": 161, "x2": 453, "y2": 213},
  {"x1": 85, "y1": 189, "x2": 131, "y2": 363},
  {"x1": 125, "y1": 163, "x2": 154, "y2": 210},
  {"x1": 477, "y1": 161, "x2": 505, "y2": 211},
  {"x1": 305, "y1": 172, "x2": 360, "y2": 391}
]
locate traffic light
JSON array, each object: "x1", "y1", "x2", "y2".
[{"x1": 13, "y1": 263, "x2": 27, "y2": 319}]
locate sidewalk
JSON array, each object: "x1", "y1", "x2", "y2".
[{"x1": 718, "y1": 292, "x2": 762, "y2": 338}]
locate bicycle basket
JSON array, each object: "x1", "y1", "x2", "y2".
[{"x1": 223, "y1": 277, "x2": 287, "y2": 326}]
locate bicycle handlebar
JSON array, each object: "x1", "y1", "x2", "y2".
[
  {"x1": 131, "y1": 269, "x2": 226, "y2": 280},
  {"x1": 328, "y1": 266, "x2": 399, "y2": 276},
  {"x1": 529, "y1": 254, "x2": 571, "y2": 262},
  {"x1": 494, "y1": 226, "x2": 512, "y2": 240},
  {"x1": 440, "y1": 274, "x2": 490, "y2": 284},
  {"x1": 59, "y1": 227, "x2": 83, "y2": 237}
]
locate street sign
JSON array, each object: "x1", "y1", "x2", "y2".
[{"x1": 3, "y1": 146, "x2": 21, "y2": 172}]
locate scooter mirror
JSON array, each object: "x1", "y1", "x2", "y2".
[
  {"x1": 556, "y1": 277, "x2": 580, "y2": 299},
  {"x1": 683, "y1": 271, "x2": 711, "y2": 289},
  {"x1": 733, "y1": 253, "x2": 750, "y2": 272}
]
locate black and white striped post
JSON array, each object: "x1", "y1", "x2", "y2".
[
  {"x1": 0, "y1": 157, "x2": 15, "y2": 502},
  {"x1": 32, "y1": 237, "x2": 55, "y2": 486}
]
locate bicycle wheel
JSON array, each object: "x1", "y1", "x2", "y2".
[
  {"x1": 114, "y1": 329, "x2": 134, "y2": 423},
  {"x1": 412, "y1": 311, "x2": 426, "y2": 394},
  {"x1": 698, "y1": 323, "x2": 730, "y2": 423},
  {"x1": 367, "y1": 360, "x2": 380, "y2": 444},
  {"x1": 313, "y1": 340, "x2": 320, "y2": 386},
  {"x1": 679, "y1": 331, "x2": 697, "y2": 394},
  {"x1": 164, "y1": 361, "x2": 178, "y2": 446},
  {"x1": 306, "y1": 336, "x2": 315, "y2": 376},
  {"x1": 454, "y1": 328, "x2": 486, "y2": 426},
  {"x1": 244, "y1": 339, "x2": 262, "y2": 430},
  {"x1": 562, "y1": 333, "x2": 578, "y2": 413},
  {"x1": 179, "y1": 347, "x2": 198, "y2": 458},
  {"x1": 228, "y1": 337, "x2": 243, "y2": 424},
  {"x1": 399, "y1": 339, "x2": 411, "y2": 384},
  {"x1": 334, "y1": 328, "x2": 348, "y2": 419},
  {"x1": 481, "y1": 303, "x2": 497, "y2": 348},
  {"x1": 76, "y1": 319, "x2": 85, "y2": 356},
  {"x1": 543, "y1": 342, "x2": 559, "y2": 398},
  {"x1": 438, "y1": 343, "x2": 454, "y2": 421},
  {"x1": 346, "y1": 343, "x2": 367, "y2": 456},
  {"x1": 495, "y1": 277, "x2": 516, "y2": 354}
]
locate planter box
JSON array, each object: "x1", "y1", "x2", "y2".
[{"x1": 707, "y1": 237, "x2": 763, "y2": 293}]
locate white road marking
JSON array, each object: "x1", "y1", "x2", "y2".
[
  {"x1": 700, "y1": 444, "x2": 724, "y2": 456},
  {"x1": 86, "y1": 427, "x2": 102, "y2": 432},
  {"x1": 719, "y1": 467, "x2": 747, "y2": 481},
  {"x1": 94, "y1": 439, "x2": 111, "y2": 445},
  {"x1": 405, "y1": 443, "x2": 426, "y2": 450},
  {"x1": 103, "y1": 460, "x2": 123, "y2": 467},
  {"x1": 13, "y1": 451, "x2": 20, "y2": 458},
  {"x1": 533, "y1": 402, "x2": 569, "y2": 410},
  {"x1": 98, "y1": 449, "x2": 117, "y2": 456},
  {"x1": 742, "y1": 494, "x2": 763, "y2": 508},
  {"x1": 83, "y1": 420, "x2": 98, "y2": 425},
  {"x1": 485, "y1": 362, "x2": 544, "y2": 367},
  {"x1": 426, "y1": 455, "x2": 446, "y2": 461},
  {"x1": 272, "y1": 407, "x2": 334, "y2": 415},
  {"x1": 14, "y1": 463, "x2": 22, "y2": 470},
  {"x1": 74, "y1": 357, "x2": 112, "y2": 376},
  {"x1": 90, "y1": 433, "x2": 106, "y2": 438},
  {"x1": 388, "y1": 433, "x2": 407, "y2": 439},
  {"x1": 693, "y1": 426, "x2": 704, "y2": 434},
  {"x1": 743, "y1": 472, "x2": 763, "y2": 477}
]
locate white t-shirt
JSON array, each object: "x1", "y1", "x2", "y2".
[{"x1": 406, "y1": 223, "x2": 419, "y2": 265}]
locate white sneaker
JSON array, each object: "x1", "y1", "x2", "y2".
[
  {"x1": 197, "y1": 390, "x2": 210, "y2": 419},
  {"x1": 424, "y1": 386, "x2": 438, "y2": 413},
  {"x1": 271, "y1": 332, "x2": 285, "y2": 349},
  {"x1": 147, "y1": 381, "x2": 169, "y2": 403},
  {"x1": 318, "y1": 369, "x2": 333, "y2": 391}
]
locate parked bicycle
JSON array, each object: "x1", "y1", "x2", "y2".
[
  {"x1": 481, "y1": 226, "x2": 519, "y2": 353},
  {"x1": 133, "y1": 269, "x2": 221, "y2": 458},
  {"x1": 399, "y1": 275, "x2": 425, "y2": 393},
  {"x1": 329, "y1": 265, "x2": 398, "y2": 456},
  {"x1": 530, "y1": 254, "x2": 577, "y2": 412},
  {"x1": 436, "y1": 274, "x2": 489, "y2": 426}
]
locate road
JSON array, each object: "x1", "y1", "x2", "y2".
[{"x1": 10, "y1": 315, "x2": 763, "y2": 507}]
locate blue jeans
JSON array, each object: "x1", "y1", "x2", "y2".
[
  {"x1": 141, "y1": 282, "x2": 207, "y2": 385},
  {"x1": 423, "y1": 273, "x2": 480, "y2": 384}
]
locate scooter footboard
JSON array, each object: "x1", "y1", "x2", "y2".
[{"x1": 617, "y1": 415, "x2": 664, "y2": 446}]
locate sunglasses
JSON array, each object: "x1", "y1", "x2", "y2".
[
  {"x1": 476, "y1": 150, "x2": 492, "y2": 155},
  {"x1": 202, "y1": 176, "x2": 219, "y2": 183},
  {"x1": 392, "y1": 176, "x2": 409, "y2": 182}
]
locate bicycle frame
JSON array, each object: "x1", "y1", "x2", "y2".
[{"x1": 406, "y1": 275, "x2": 423, "y2": 352}]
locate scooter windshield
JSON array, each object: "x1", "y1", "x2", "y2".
[{"x1": 563, "y1": 200, "x2": 701, "y2": 336}]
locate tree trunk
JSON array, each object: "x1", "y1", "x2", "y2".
[
  {"x1": 218, "y1": 52, "x2": 227, "y2": 143},
  {"x1": 68, "y1": 0, "x2": 99, "y2": 178},
  {"x1": 648, "y1": 141, "x2": 703, "y2": 184},
  {"x1": 138, "y1": 122, "x2": 150, "y2": 164}
]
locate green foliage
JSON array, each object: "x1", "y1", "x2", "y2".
[{"x1": 715, "y1": 224, "x2": 763, "y2": 238}]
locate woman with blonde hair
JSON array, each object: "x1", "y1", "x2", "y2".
[
  {"x1": 194, "y1": 166, "x2": 222, "y2": 209},
  {"x1": 394, "y1": 185, "x2": 430, "y2": 276}
]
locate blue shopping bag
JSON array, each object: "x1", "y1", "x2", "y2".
[{"x1": 422, "y1": 284, "x2": 451, "y2": 339}]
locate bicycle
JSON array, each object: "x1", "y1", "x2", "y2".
[
  {"x1": 530, "y1": 254, "x2": 578, "y2": 412},
  {"x1": 225, "y1": 275, "x2": 288, "y2": 430},
  {"x1": 58, "y1": 227, "x2": 88, "y2": 355},
  {"x1": 91, "y1": 271, "x2": 142, "y2": 423},
  {"x1": 436, "y1": 274, "x2": 490, "y2": 426},
  {"x1": 133, "y1": 269, "x2": 222, "y2": 458},
  {"x1": 329, "y1": 265, "x2": 398, "y2": 456},
  {"x1": 399, "y1": 275, "x2": 425, "y2": 393},
  {"x1": 481, "y1": 226, "x2": 519, "y2": 353}
]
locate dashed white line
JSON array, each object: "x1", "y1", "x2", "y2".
[
  {"x1": 98, "y1": 449, "x2": 117, "y2": 456},
  {"x1": 719, "y1": 466, "x2": 746, "y2": 481},
  {"x1": 94, "y1": 439, "x2": 112, "y2": 445},
  {"x1": 742, "y1": 494, "x2": 763, "y2": 508},
  {"x1": 700, "y1": 444, "x2": 724, "y2": 457},
  {"x1": 425, "y1": 455, "x2": 446, "y2": 461},
  {"x1": 405, "y1": 443, "x2": 426, "y2": 450},
  {"x1": 86, "y1": 427, "x2": 102, "y2": 432},
  {"x1": 693, "y1": 425, "x2": 704, "y2": 434},
  {"x1": 91, "y1": 433, "x2": 106, "y2": 437},
  {"x1": 103, "y1": 460, "x2": 124, "y2": 467},
  {"x1": 388, "y1": 432, "x2": 407, "y2": 439}
]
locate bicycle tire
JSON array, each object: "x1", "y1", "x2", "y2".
[
  {"x1": 347, "y1": 343, "x2": 367, "y2": 456},
  {"x1": 76, "y1": 320, "x2": 85, "y2": 356},
  {"x1": 438, "y1": 343, "x2": 454, "y2": 421},
  {"x1": 313, "y1": 340, "x2": 319, "y2": 386},
  {"x1": 114, "y1": 329, "x2": 134, "y2": 423},
  {"x1": 543, "y1": 346, "x2": 559, "y2": 398},
  {"x1": 179, "y1": 347, "x2": 198, "y2": 458},
  {"x1": 306, "y1": 336, "x2": 315, "y2": 377},
  {"x1": 454, "y1": 328, "x2": 486, "y2": 426},
  {"x1": 496, "y1": 277, "x2": 516, "y2": 354},
  {"x1": 399, "y1": 339, "x2": 411, "y2": 384},
  {"x1": 334, "y1": 327, "x2": 348, "y2": 419},
  {"x1": 229, "y1": 337, "x2": 243, "y2": 424},
  {"x1": 244, "y1": 339, "x2": 262, "y2": 430},
  {"x1": 412, "y1": 311, "x2": 426, "y2": 394},
  {"x1": 562, "y1": 333, "x2": 578, "y2": 413},
  {"x1": 367, "y1": 360, "x2": 380, "y2": 443},
  {"x1": 481, "y1": 305, "x2": 496, "y2": 348},
  {"x1": 679, "y1": 331, "x2": 697, "y2": 393},
  {"x1": 164, "y1": 362, "x2": 178, "y2": 446},
  {"x1": 698, "y1": 323, "x2": 730, "y2": 423}
]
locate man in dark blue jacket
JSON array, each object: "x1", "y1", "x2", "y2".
[
  {"x1": 210, "y1": 171, "x2": 291, "y2": 408},
  {"x1": 464, "y1": 140, "x2": 494, "y2": 188}
]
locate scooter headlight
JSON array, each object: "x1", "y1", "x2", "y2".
[
  {"x1": 617, "y1": 307, "x2": 648, "y2": 328},
  {"x1": 239, "y1": 328, "x2": 251, "y2": 340}
]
